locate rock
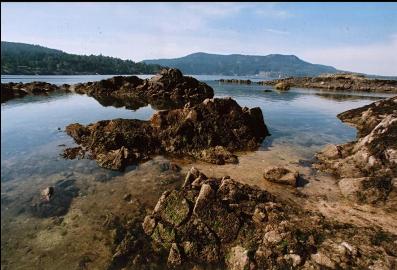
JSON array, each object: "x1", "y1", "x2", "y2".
[
  {"x1": 140, "y1": 168, "x2": 397, "y2": 268},
  {"x1": 73, "y1": 68, "x2": 214, "y2": 110},
  {"x1": 311, "y1": 252, "x2": 336, "y2": 269},
  {"x1": 123, "y1": 193, "x2": 132, "y2": 201},
  {"x1": 274, "y1": 82, "x2": 291, "y2": 91},
  {"x1": 1, "y1": 81, "x2": 63, "y2": 102},
  {"x1": 41, "y1": 186, "x2": 54, "y2": 202},
  {"x1": 196, "y1": 146, "x2": 238, "y2": 165},
  {"x1": 260, "y1": 73, "x2": 397, "y2": 93},
  {"x1": 96, "y1": 146, "x2": 129, "y2": 171},
  {"x1": 226, "y1": 246, "x2": 250, "y2": 270},
  {"x1": 316, "y1": 96, "x2": 397, "y2": 204},
  {"x1": 167, "y1": 243, "x2": 182, "y2": 267},
  {"x1": 153, "y1": 190, "x2": 190, "y2": 227},
  {"x1": 263, "y1": 167, "x2": 299, "y2": 186},
  {"x1": 64, "y1": 97, "x2": 269, "y2": 170},
  {"x1": 284, "y1": 254, "x2": 301, "y2": 267},
  {"x1": 142, "y1": 215, "x2": 157, "y2": 235}
]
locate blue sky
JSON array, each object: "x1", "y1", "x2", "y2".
[{"x1": 2, "y1": 2, "x2": 397, "y2": 75}]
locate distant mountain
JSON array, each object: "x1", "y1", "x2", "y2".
[
  {"x1": 1, "y1": 41, "x2": 162, "y2": 75},
  {"x1": 143, "y1": 52, "x2": 340, "y2": 77}
]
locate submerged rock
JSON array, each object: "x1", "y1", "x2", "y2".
[
  {"x1": 64, "y1": 97, "x2": 269, "y2": 170},
  {"x1": 260, "y1": 73, "x2": 397, "y2": 93},
  {"x1": 31, "y1": 179, "x2": 79, "y2": 218},
  {"x1": 315, "y1": 96, "x2": 397, "y2": 204}
]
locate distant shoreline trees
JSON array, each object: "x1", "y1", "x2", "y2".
[{"x1": 1, "y1": 42, "x2": 162, "y2": 75}]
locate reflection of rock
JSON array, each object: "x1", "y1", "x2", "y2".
[
  {"x1": 316, "y1": 96, "x2": 397, "y2": 204},
  {"x1": 73, "y1": 68, "x2": 214, "y2": 110},
  {"x1": 219, "y1": 79, "x2": 252, "y2": 85},
  {"x1": 263, "y1": 166, "x2": 299, "y2": 186},
  {"x1": 64, "y1": 97, "x2": 269, "y2": 170},
  {"x1": 141, "y1": 168, "x2": 397, "y2": 269},
  {"x1": 31, "y1": 179, "x2": 79, "y2": 218},
  {"x1": 315, "y1": 92, "x2": 381, "y2": 102},
  {"x1": 261, "y1": 73, "x2": 397, "y2": 93},
  {"x1": 1, "y1": 81, "x2": 69, "y2": 103}
]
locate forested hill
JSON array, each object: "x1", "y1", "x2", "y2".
[
  {"x1": 143, "y1": 52, "x2": 340, "y2": 77},
  {"x1": 1, "y1": 42, "x2": 162, "y2": 75}
]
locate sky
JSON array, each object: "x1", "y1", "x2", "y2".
[{"x1": 2, "y1": 2, "x2": 397, "y2": 76}]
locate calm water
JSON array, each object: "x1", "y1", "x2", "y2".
[{"x1": 1, "y1": 75, "x2": 392, "y2": 181}]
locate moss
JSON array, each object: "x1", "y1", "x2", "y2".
[
  {"x1": 151, "y1": 222, "x2": 175, "y2": 250},
  {"x1": 371, "y1": 230, "x2": 392, "y2": 246}
]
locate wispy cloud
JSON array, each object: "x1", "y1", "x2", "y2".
[{"x1": 264, "y1": 28, "x2": 290, "y2": 35}]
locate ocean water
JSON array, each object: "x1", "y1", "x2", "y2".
[{"x1": 1, "y1": 74, "x2": 394, "y2": 269}]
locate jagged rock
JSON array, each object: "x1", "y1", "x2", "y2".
[
  {"x1": 263, "y1": 167, "x2": 299, "y2": 186},
  {"x1": 260, "y1": 73, "x2": 397, "y2": 93},
  {"x1": 64, "y1": 97, "x2": 269, "y2": 170},
  {"x1": 316, "y1": 96, "x2": 397, "y2": 204},
  {"x1": 140, "y1": 168, "x2": 397, "y2": 269},
  {"x1": 167, "y1": 243, "x2": 182, "y2": 267},
  {"x1": 73, "y1": 68, "x2": 214, "y2": 110}
]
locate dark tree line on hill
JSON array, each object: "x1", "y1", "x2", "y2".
[{"x1": 1, "y1": 42, "x2": 162, "y2": 75}]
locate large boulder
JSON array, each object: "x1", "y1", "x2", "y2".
[{"x1": 64, "y1": 97, "x2": 269, "y2": 170}]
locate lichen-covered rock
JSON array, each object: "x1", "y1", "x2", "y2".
[
  {"x1": 64, "y1": 97, "x2": 269, "y2": 170},
  {"x1": 316, "y1": 96, "x2": 397, "y2": 204},
  {"x1": 141, "y1": 168, "x2": 397, "y2": 269},
  {"x1": 260, "y1": 73, "x2": 397, "y2": 93},
  {"x1": 263, "y1": 166, "x2": 299, "y2": 186}
]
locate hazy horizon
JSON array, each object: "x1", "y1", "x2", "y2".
[{"x1": 2, "y1": 2, "x2": 397, "y2": 76}]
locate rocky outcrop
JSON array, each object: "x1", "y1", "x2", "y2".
[
  {"x1": 1, "y1": 81, "x2": 69, "y2": 102},
  {"x1": 219, "y1": 79, "x2": 252, "y2": 85},
  {"x1": 1, "y1": 68, "x2": 213, "y2": 109},
  {"x1": 73, "y1": 68, "x2": 214, "y2": 109},
  {"x1": 260, "y1": 73, "x2": 397, "y2": 93},
  {"x1": 139, "y1": 167, "x2": 397, "y2": 269},
  {"x1": 315, "y1": 96, "x2": 397, "y2": 204},
  {"x1": 64, "y1": 97, "x2": 269, "y2": 170}
]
